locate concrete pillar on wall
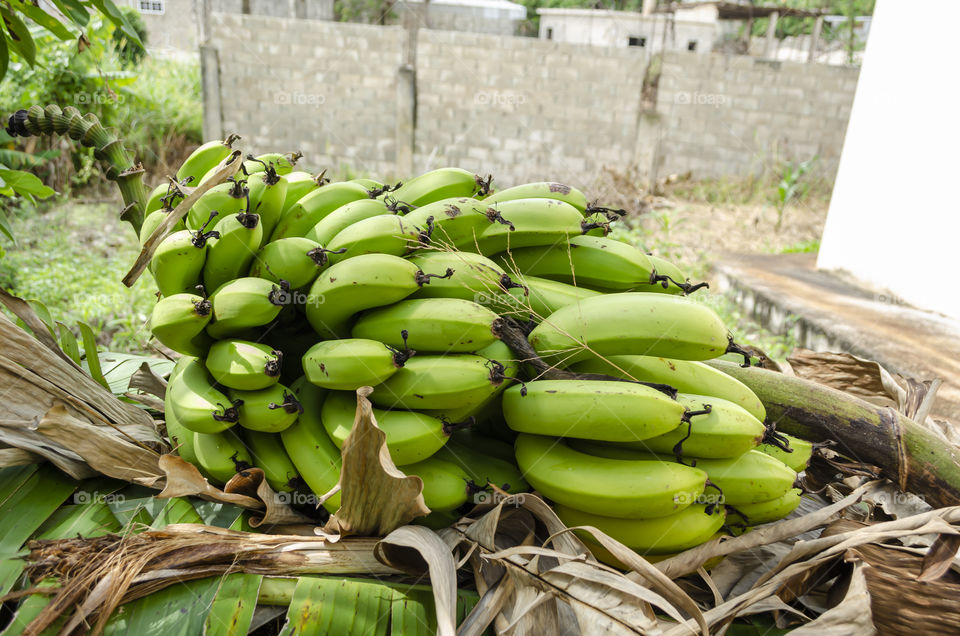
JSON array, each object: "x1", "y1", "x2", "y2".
[
  {"x1": 294, "y1": 0, "x2": 306, "y2": 18},
  {"x1": 764, "y1": 11, "x2": 778, "y2": 58},
  {"x1": 807, "y1": 15, "x2": 823, "y2": 63},
  {"x1": 200, "y1": 45, "x2": 223, "y2": 140},
  {"x1": 396, "y1": 66, "x2": 415, "y2": 178},
  {"x1": 642, "y1": 0, "x2": 656, "y2": 17}
]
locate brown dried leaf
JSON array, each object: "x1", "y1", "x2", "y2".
[
  {"x1": 0, "y1": 445, "x2": 43, "y2": 466},
  {"x1": 127, "y1": 361, "x2": 168, "y2": 399},
  {"x1": 787, "y1": 349, "x2": 901, "y2": 408},
  {"x1": 918, "y1": 533, "x2": 960, "y2": 582},
  {"x1": 156, "y1": 454, "x2": 261, "y2": 509},
  {"x1": 323, "y1": 387, "x2": 429, "y2": 537},
  {"x1": 0, "y1": 288, "x2": 78, "y2": 368},
  {"x1": 789, "y1": 561, "x2": 875, "y2": 635}
]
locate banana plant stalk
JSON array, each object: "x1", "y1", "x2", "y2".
[
  {"x1": 6, "y1": 104, "x2": 148, "y2": 234},
  {"x1": 709, "y1": 360, "x2": 960, "y2": 508}
]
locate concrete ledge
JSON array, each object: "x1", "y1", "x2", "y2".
[{"x1": 713, "y1": 253, "x2": 960, "y2": 420}]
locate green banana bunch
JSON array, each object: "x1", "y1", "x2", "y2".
[
  {"x1": 230, "y1": 383, "x2": 301, "y2": 432},
  {"x1": 351, "y1": 298, "x2": 501, "y2": 354},
  {"x1": 727, "y1": 488, "x2": 802, "y2": 526},
  {"x1": 140, "y1": 208, "x2": 186, "y2": 245},
  {"x1": 503, "y1": 380, "x2": 686, "y2": 442},
  {"x1": 145, "y1": 183, "x2": 170, "y2": 215},
  {"x1": 187, "y1": 178, "x2": 249, "y2": 230},
  {"x1": 206, "y1": 277, "x2": 287, "y2": 339},
  {"x1": 245, "y1": 162, "x2": 288, "y2": 243},
  {"x1": 399, "y1": 456, "x2": 471, "y2": 512},
  {"x1": 472, "y1": 198, "x2": 583, "y2": 255},
  {"x1": 554, "y1": 503, "x2": 726, "y2": 556},
  {"x1": 408, "y1": 251, "x2": 514, "y2": 304},
  {"x1": 434, "y1": 437, "x2": 528, "y2": 494},
  {"x1": 243, "y1": 152, "x2": 299, "y2": 176},
  {"x1": 514, "y1": 434, "x2": 706, "y2": 518},
  {"x1": 304, "y1": 198, "x2": 390, "y2": 245},
  {"x1": 280, "y1": 171, "x2": 327, "y2": 215},
  {"x1": 323, "y1": 213, "x2": 420, "y2": 263},
  {"x1": 494, "y1": 235, "x2": 685, "y2": 294},
  {"x1": 281, "y1": 379, "x2": 341, "y2": 512},
  {"x1": 499, "y1": 274, "x2": 601, "y2": 321},
  {"x1": 164, "y1": 384, "x2": 208, "y2": 478},
  {"x1": 202, "y1": 211, "x2": 263, "y2": 293},
  {"x1": 244, "y1": 429, "x2": 301, "y2": 492},
  {"x1": 571, "y1": 442, "x2": 797, "y2": 506},
  {"x1": 205, "y1": 339, "x2": 282, "y2": 390},
  {"x1": 150, "y1": 227, "x2": 217, "y2": 297},
  {"x1": 450, "y1": 429, "x2": 516, "y2": 463},
  {"x1": 756, "y1": 434, "x2": 814, "y2": 473},
  {"x1": 369, "y1": 353, "x2": 510, "y2": 411},
  {"x1": 571, "y1": 354, "x2": 766, "y2": 422},
  {"x1": 192, "y1": 428, "x2": 253, "y2": 485},
  {"x1": 167, "y1": 358, "x2": 241, "y2": 433},
  {"x1": 528, "y1": 292, "x2": 732, "y2": 366},
  {"x1": 248, "y1": 237, "x2": 331, "y2": 289},
  {"x1": 321, "y1": 391, "x2": 448, "y2": 465},
  {"x1": 401, "y1": 198, "x2": 497, "y2": 249},
  {"x1": 304, "y1": 253, "x2": 445, "y2": 339},
  {"x1": 482, "y1": 181, "x2": 588, "y2": 212},
  {"x1": 177, "y1": 136, "x2": 238, "y2": 184},
  {"x1": 626, "y1": 394, "x2": 765, "y2": 459},
  {"x1": 150, "y1": 293, "x2": 212, "y2": 356},
  {"x1": 270, "y1": 181, "x2": 370, "y2": 241},
  {"x1": 302, "y1": 338, "x2": 409, "y2": 390},
  {"x1": 390, "y1": 167, "x2": 479, "y2": 207}
]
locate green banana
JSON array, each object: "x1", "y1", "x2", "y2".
[
  {"x1": 187, "y1": 178, "x2": 249, "y2": 230},
  {"x1": 323, "y1": 213, "x2": 420, "y2": 263},
  {"x1": 390, "y1": 167, "x2": 479, "y2": 207},
  {"x1": 193, "y1": 428, "x2": 252, "y2": 485},
  {"x1": 202, "y1": 211, "x2": 263, "y2": 293},
  {"x1": 348, "y1": 177, "x2": 383, "y2": 190},
  {"x1": 435, "y1": 438, "x2": 528, "y2": 494},
  {"x1": 230, "y1": 383, "x2": 301, "y2": 433},
  {"x1": 483, "y1": 181, "x2": 588, "y2": 212},
  {"x1": 528, "y1": 292, "x2": 732, "y2": 366},
  {"x1": 164, "y1": 386, "x2": 205, "y2": 473},
  {"x1": 302, "y1": 338, "x2": 408, "y2": 390},
  {"x1": 472, "y1": 198, "x2": 583, "y2": 255},
  {"x1": 243, "y1": 429, "x2": 300, "y2": 492},
  {"x1": 167, "y1": 358, "x2": 241, "y2": 433},
  {"x1": 369, "y1": 353, "x2": 510, "y2": 411},
  {"x1": 177, "y1": 136, "x2": 238, "y2": 184},
  {"x1": 150, "y1": 293, "x2": 213, "y2": 356},
  {"x1": 205, "y1": 339, "x2": 282, "y2": 390},
  {"x1": 756, "y1": 434, "x2": 814, "y2": 473},
  {"x1": 571, "y1": 354, "x2": 766, "y2": 422},
  {"x1": 304, "y1": 198, "x2": 390, "y2": 245},
  {"x1": 304, "y1": 253, "x2": 442, "y2": 339},
  {"x1": 625, "y1": 394, "x2": 765, "y2": 459},
  {"x1": 493, "y1": 235, "x2": 682, "y2": 293},
  {"x1": 140, "y1": 207, "x2": 186, "y2": 245},
  {"x1": 282, "y1": 379, "x2": 341, "y2": 512},
  {"x1": 400, "y1": 198, "x2": 497, "y2": 249},
  {"x1": 206, "y1": 277, "x2": 287, "y2": 339},
  {"x1": 502, "y1": 380, "x2": 686, "y2": 442},
  {"x1": 500, "y1": 274, "x2": 602, "y2": 321},
  {"x1": 248, "y1": 237, "x2": 330, "y2": 289},
  {"x1": 280, "y1": 171, "x2": 327, "y2": 215},
  {"x1": 243, "y1": 152, "x2": 300, "y2": 176},
  {"x1": 150, "y1": 227, "x2": 215, "y2": 297},
  {"x1": 270, "y1": 181, "x2": 370, "y2": 241},
  {"x1": 450, "y1": 429, "x2": 516, "y2": 463},
  {"x1": 145, "y1": 183, "x2": 169, "y2": 215},
  {"x1": 514, "y1": 434, "x2": 705, "y2": 518},
  {"x1": 246, "y1": 164, "x2": 288, "y2": 244},
  {"x1": 647, "y1": 254, "x2": 702, "y2": 295},
  {"x1": 351, "y1": 298, "x2": 501, "y2": 354},
  {"x1": 408, "y1": 251, "x2": 514, "y2": 304},
  {"x1": 321, "y1": 391, "x2": 448, "y2": 465},
  {"x1": 399, "y1": 456, "x2": 471, "y2": 512},
  {"x1": 727, "y1": 488, "x2": 803, "y2": 525},
  {"x1": 554, "y1": 503, "x2": 726, "y2": 556}
]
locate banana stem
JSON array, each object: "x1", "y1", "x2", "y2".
[
  {"x1": 707, "y1": 360, "x2": 960, "y2": 508},
  {"x1": 6, "y1": 104, "x2": 148, "y2": 234}
]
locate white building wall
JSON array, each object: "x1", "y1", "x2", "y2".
[{"x1": 538, "y1": 10, "x2": 715, "y2": 53}]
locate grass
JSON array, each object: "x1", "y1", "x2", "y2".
[
  {"x1": 1, "y1": 201, "x2": 156, "y2": 353},
  {"x1": 774, "y1": 238, "x2": 820, "y2": 254}
]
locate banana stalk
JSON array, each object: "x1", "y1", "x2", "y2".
[
  {"x1": 6, "y1": 104, "x2": 148, "y2": 234},
  {"x1": 708, "y1": 360, "x2": 960, "y2": 508}
]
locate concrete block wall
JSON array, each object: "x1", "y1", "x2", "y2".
[
  {"x1": 656, "y1": 52, "x2": 860, "y2": 179},
  {"x1": 210, "y1": 13, "x2": 403, "y2": 177}
]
